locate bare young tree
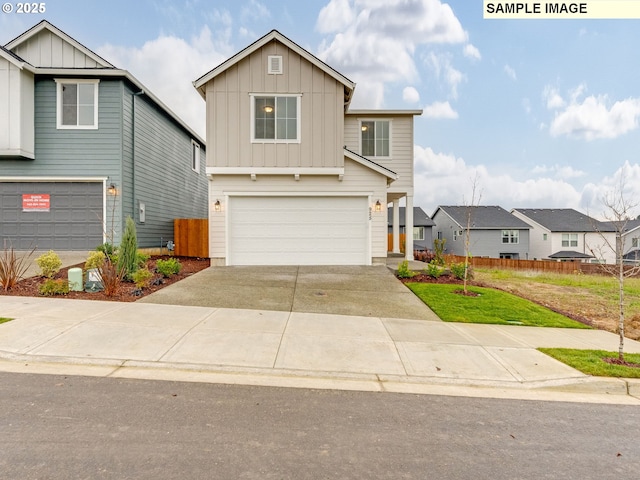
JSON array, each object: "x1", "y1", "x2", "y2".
[
  {"x1": 462, "y1": 174, "x2": 482, "y2": 294},
  {"x1": 590, "y1": 174, "x2": 640, "y2": 361}
]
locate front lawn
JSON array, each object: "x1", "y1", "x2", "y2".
[
  {"x1": 406, "y1": 283, "x2": 591, "y2": 329},
  {"x1": 539, "y1": 348, "x2": 640, "y2": 378}
]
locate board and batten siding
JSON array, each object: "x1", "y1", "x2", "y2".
[
  {"x1": 205, "y1": 41, "x2": 344, "y2": 170},
  {"x1": 208, "y1": 158, "x2": 388, "y2": 263},
  {"x1": 10, "y1": 29, "x2": 104, "y2": 68},
  {"x1": 344, "y1": 113, "x2": 415, "y2": 194},
  {"x1": 0, "y1": 57, "x2": 34, "y2": 158},
  {"x1": 127, "y1": 87, "x2": 207, "y2": 248}
]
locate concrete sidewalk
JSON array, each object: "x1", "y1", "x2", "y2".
[{"x1": 1, "y1": 296, "x2": 639, "y2": 404}]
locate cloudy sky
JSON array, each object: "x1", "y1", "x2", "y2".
[{"x1": 3, "y1": 0, "x2": 640, "y2": 218}]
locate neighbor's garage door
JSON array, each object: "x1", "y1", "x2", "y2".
[
  {"x1": 0, "y1": 182, "x2": 104, "y2": 250},
  {"x1": 228, "y1": 196, "x2": 369, "y2": 265}
]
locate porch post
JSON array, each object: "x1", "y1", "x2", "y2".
[
  {"x1": 392, "y1": 199, "x2": 400, "y2": 254},
  {"x1": 405, "y1": 195, "x2": 414, "y2": 261}
]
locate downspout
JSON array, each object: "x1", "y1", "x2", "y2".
[{"x1": 132, "y1": 90, "x2": 145, "y2": 223}]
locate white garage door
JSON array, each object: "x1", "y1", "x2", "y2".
[{"x1": 228, "y1": 196, "x2": 369, "y2": 265}]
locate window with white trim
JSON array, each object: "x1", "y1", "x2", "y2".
[
  {"x1": 502, "y1": 230, "x2": 519, "y2": 244},
  {"x1": 562, "y1": 233, "x2": 578, "y2": 247},
  {"x1": 632, "y1": 237, "x2": 639, "y2": 248},
  {"x1": 252, "y1": 95, "x2": 300, "y2": 142},
  {"x1": 413, "y1": 226, "x2": 425, "y2": 241},
  {"x1": 55, "y1": 79, "x2": 99, "y2": 129},
  {"x1": 453, "y1": 229, "x2": 462, "y2": 241},
  {"x1": 361, "y1": 120, "x2": 390, "y2": 157},
  {"x1": 191, "y1": 140, "x2": 200, "y2": 173}
]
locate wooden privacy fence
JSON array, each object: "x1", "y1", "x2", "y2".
[
  {"x1": 173, "y1": 219, "x2": 208, "y2": 258},
  {"x1": 444, "y1": 255, "x2": 638, "y2": 276}
]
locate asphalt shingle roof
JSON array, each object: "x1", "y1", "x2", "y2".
[
  {"x1": 513, "y1": 208, "x2": 616, "y2": 232},
  {"x1": 387, "y1": 207, "x2": 435, "y2": 227},
  {"x1": 434, "y1": 205, "x2": 531, "y2": 229}
]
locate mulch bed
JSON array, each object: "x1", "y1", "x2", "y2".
[
  {"x1": 0, "y1": 256, "x2": 210, "y2": 302},
  {"x1": 603, "y1": 357, "x2": 640, "y2": 368}
]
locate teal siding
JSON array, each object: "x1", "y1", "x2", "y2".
[{"x1": 131, "y1": 92, "x2": 207, "y2": 248}]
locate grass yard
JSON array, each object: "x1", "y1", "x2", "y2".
[
  {"x1": 406, "y1": 283, "x2": 591, "y2": 329},
  {"x1": 539, "y1": 348, "x2": 640, "y2": 378},
  {"x1": 475, "y1": 268, "x2": 640, "y2": 339}
]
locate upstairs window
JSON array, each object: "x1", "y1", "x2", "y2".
[
  {"x1": 361, "y1": 120, "x2": 390, "y2": 157},
  {"x1": 191, "y1": 140, "x2": 201, "y2": 173},
  {"x1": 562, "y1": 233, "x2": 578, "y2": 247},
  {"x1": 55, "y1": 79, "x2": 99, "y2": 129},
  {"x1": 632, "y1": 237, "x2": 639, "y2": 248},
  {"x1": 252, "y1": 95, "x2": 300, "y2": 142},
  {"x1": 413, "y1": 227, "x2": 425, "y2": 241},
  {"x1": 502, "y1": 230, "x2": 519, "y2": 244}
]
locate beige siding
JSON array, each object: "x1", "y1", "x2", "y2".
[
  {"x1": 204, "y1": 40, "x2": 344, "y2": 169},
  {"x1": 0, "y1": 59, "x2": 34, "y2": 158},
  {"x1": 344, "y1": 113, "x2": 414, "y2": 194},
  {"x1": 12, "y1": 30, "x2": 101, "y2": 68},
  {"x1": 208, "y1": 158, "x2": 389, "y2": 263}
]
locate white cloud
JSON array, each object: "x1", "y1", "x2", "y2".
[
  {"x1": 98, "y1": 26, "x2": 230, "y2": 138},
  {"x1": 317, "y1": 0, "x2": 467, "y2": 107},
  {"x1": 403, "y1": 86, "x2": 421, "y2": 104},
  {"x1": 425, "y1": 52, "x2": 464, "y2": 99},
  {"x1": 463, "y1": 43, "x2": 481, "y2": 61},
  {"x1": 241, "y1": 0, "x2": 271, "y2": 23},
  {"x1": 504, "y1": 64, "x2": 516, "y2": 81},
  {"x1": 413, "y1": 145, "x2": 583, "y2": 213},
  {"x1": 423, "y1": 101, "x2": 458, "y2": 119},
  {"x1": 580, "y1": 161, "x2": 640, "y2": 217},
  {"x1": 531, "y1": 164, "x2": 587, "y2": 179},
  {"x1": 550, "y1": 94, "x2": 640, "y2": 140},
  {"x1": 543, "y1": 85, "x2": 565, "y2": 109}
]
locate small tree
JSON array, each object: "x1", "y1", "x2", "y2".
[
  {"x1": 117, "y1": 216, "x2": 138, "y2": 279},
  {"x1": 590, "y1": 174, "x2": 640, "y2": 361},
  {"x1": 462, "y1": 174, "x2": 482, "y2": 294}
]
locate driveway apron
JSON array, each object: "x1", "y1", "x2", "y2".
[{"x1": 138, "y1": 265, "x2": 440, "y2": 321}]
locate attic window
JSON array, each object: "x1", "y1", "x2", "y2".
[{"x1": 268, "y1": 55, "x2": 283, "y2": 74}]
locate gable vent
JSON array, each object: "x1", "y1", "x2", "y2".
[{"x1": 268, "y1": 55, "x2": 283, "y2": 74}]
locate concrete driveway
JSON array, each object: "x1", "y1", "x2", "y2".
[{"x1": 138, "y1": 265, "x2": 440, "y2": 321}]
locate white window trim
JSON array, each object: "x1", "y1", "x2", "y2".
[
  {"x1": 413, "y1": 226, "x2": 425, "y2": 241},
  {"x1": 561, "y1": 233, "x2": 578, "y2": 248},
  {"x1": 191, "y1": 140, "x2": 201, "y2": 173},
  {"x1": 359, "y1": 118, "x2": 392, "y2": 159},
  {"x1": 501, "y1": 229, "x2": 519, "y2": 244},
  {"x1": 55, "y1": 79, "x2": 99, "y2": 130},
  {"x1": 250, "y1": 93, "x2": 302, "y2": 144}
]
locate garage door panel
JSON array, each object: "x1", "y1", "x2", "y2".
[
  {"x1": 0, "y1": 182, "x2": 103, "y2": 250},
  {"x1": 229, "y1": 196, "x2": 369, "y2": 266}
]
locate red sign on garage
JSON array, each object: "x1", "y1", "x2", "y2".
[{"x1": 22, "y1": 194, "x2": 50, "y2": 212}]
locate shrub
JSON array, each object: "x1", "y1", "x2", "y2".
[
  {"x1": 397, "y1": 260, "x2": 416, "y2": 279},
  {"x1": 156, "y1": 258, "x2": 182, "y2": 277},
  {"x1": 0, "y1": 244, "x2": 35, "y2": 291},
  {"x1": 39, "y1": 278, "x2": 70, "y2": 296},
  {"x1": 136, "y1": 251, "x2": 150, "y2": 268},
  {"x1": 98, "y1": 258, "x2": 126, "y2": 297},
  {"x1": 117, "y1": 216, "x2": 138, "y2": 279},
  {"x1": 84, "y1": 251, "x2": 106, "y2": 271},
  {"x1": 450, "y1": 262, "x2": 474, "y2": 281},
  {"x1": 96, "y1": 242, "x2": 116, "y2": 257},
  {"x1": 425, "y1": 261, "x2": 442, "y2": 279},
  {"x1": 414, "y1": 250, "x2": 435, "y2": 263},
  {"x1": 36, "y1": 250, "x2": 62, "y2": 278},
  {"x1": 131, "y1": 267, "x2": 153, "y2": 289},
  {"x1": 433, "y1": 238, "x2": 446, "y2": 266}
]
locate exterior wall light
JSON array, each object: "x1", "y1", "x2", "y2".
[
  {"x1": 107, "y1": 183, "x2": 117, "y2": 195},
  {"x1": 214, "y1": 199, "x2": 221, "y2": 211},
  {"x1": 374, "y1": 200, "x2": 382, "y2": 212}
]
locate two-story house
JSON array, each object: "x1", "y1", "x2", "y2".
[
  {"x1": 387, "y1": 206, "x2": 435, "y2": 252},
  {"x1": 511, "y1": 208, "x2": 617, "y2": 263},
  {"x1": 193, "y1": 30, "x2": 420, "y2": 266},
  {"x1": 0, "y1": 21, "x2": 207, "y2": 251},
  {"x1": 432, "y1": 205, "x2": 531, "y2": 259}
]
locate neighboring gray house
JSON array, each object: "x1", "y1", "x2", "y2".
[
  {"x1": 387, "y1": 206, "x2": 435, "y2": 252},
  {"x1": 432, "y1": 205, "x2": 531, "y2": 259},
  {"x1": 511, "y1": 208, "x2": 617, "y2": 263},
  {"x1": 0, "y1": 21, "x2": 207, "y2": 251}
]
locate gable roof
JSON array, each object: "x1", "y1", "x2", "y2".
[
  {"x1": 5, "y1": 20, "x2": 115, "y2": 68},
  {"x1": 4, "y1": 20, "x2": 204, "y2": 146},
  {"x1": 193, "y1": 29, "x2": 356, "y2": 106},
  {"x1": 433, "y1": 205, "x2": 531, "y2": 230},
  {"x1": 513, "y1": 208, "x2": 616, "y2": 232},
  {"x1": 387, "y1": 207, "x2": 435, "y2": 227},
  {"x1": 0, "y1": 44, "x2": 34, "y2": 71}
]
